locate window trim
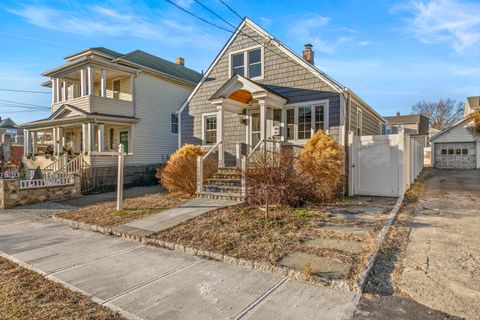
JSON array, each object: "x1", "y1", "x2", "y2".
[
  {"x1": 170, "y1": 112, "x2": 178, "y2": 135},
  {"x1": 228, "y1": 45, "x2": 264, "y2": 80},
  {"x1": 284, "y1": 100, "x2": 329, "y2": 143},
  {"x1": 201, "y1": 112, "x2": 219, "y2": 145}
]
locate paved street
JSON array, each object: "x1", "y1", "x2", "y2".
[{"x1": 0, "y1": 204, "x2": 358, "y2": 320}]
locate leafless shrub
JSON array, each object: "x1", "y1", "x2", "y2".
[{"x1": 157, "y1": 144, "x2": 215, "y2": 196}]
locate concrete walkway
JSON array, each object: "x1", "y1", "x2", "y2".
[
  {"x1": 0, "y1": 204, "x2": 358, "y2": 320},
  {"x1": 116, "y1": 197, "x2": 240, "y2": 237},
  {"x1": 397, "y1": 169, "x2": 480, "y2": 320}
]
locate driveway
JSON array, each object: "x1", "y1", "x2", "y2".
[
  {"x1": 397, "y1": 169, "x2": 480, "y2": 319},
  {"x1": 0, "y1": 204, "x2": 358, "y2": 320}
]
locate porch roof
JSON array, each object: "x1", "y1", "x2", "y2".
[
  {"x1": 209, "y1": 74, "x2": 286, "y2": 103},
  {"x1": 20, "y1": 104, "x2": 139, "y2": 129}
]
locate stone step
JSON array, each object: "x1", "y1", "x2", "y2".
[
  {"x1": 197, "y1": 191, "x2": 244, "y2": 201},
  {"x1": 213, "y1": 172, "x2": 242, "y2": 179},
  {"x1": 303, "y1": 238, "x2": 365, "y2": 254},
  {"x1": 279, "y1": 252, "x2": 351, "y2": 279},
  {"x1": 205, "y1": 178, "x2": 241, "y2": 186},
  {"x1": 217, "y1": 167, "x2": 240, "y2": 174},
  {"x1": 204, "y1": 184, "x2": 242, "y2": 194}
]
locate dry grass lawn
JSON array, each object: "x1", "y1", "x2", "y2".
[
  {"x1": 0, "y1": 257, "x2": 124, "y2": 320},
  {"x1": 152, "y1": 205, "x2": 384, "y2": 281},
  {"x1": 58, "y1": 193, "x2": 189, "y2": 227}
]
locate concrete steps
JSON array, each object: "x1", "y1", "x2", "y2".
[{"x1": 197, "y1": 167, "x2": 244, "y2": 201}]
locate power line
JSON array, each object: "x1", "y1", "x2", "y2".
[
  {"x1": 0, "y1": 99, "x2": 49, "y2": 109},
  {"x1": 218, "y1": 0, "x2": 243, "y2": 20},
  {"x1": 0, "y1": 88, "x2": 50, "y2": 94},
  {"x1": 163, "y1": 0, "x2": 234, "y2": 33}
]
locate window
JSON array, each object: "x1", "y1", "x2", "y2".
[
  {"x1": 286, "y1": 109, "x2": 295, "y2": 140},
  {"x1": 462, "y1": 149, "x2": 469, "y2": 155},
  {"x1": 441, "y1": 149, "x2": 447, "y2": 155},
  {"x1": 230, "y1": 47, "x2": 263, "y2": 79},
  {"x1": 170, "y1": 113, "x2": 178, "y2": 134},
  {"x1": 298, "y1": 107, "x2": 312, "y2": 139},
  {"x1": 385, "y1": 124, "x2": 393, "y2": 134},
  {"x1": 456, "y1": 149, "x2": 461, "y2": 155},
  {"x1": 448, "y1": 149, "x2": 454, "y2": 155},
  {"x1": 315, "y1": 106, "x2": 324, "y2": 132},
  {"x1": 204, "y1": 115, "x2": 217, "y2": 144},
  {"x1": 113, "y1": 80, "x2": 121, "y2": 99}
]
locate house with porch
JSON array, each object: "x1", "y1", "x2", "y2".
[
  {"x1": 178, "y1": 18, "x2": 385, "y2": 200},
  {"x1": 21, "y1": 47, "x2": 202, "y2": 192}
]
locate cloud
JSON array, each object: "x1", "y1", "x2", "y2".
[
  {"x1": 259, "y1": 17, "x2": 272, "y2": 26},
  {"x1": 358, "y1": 41, "x2": 371, "y2": 46},
  {"x1": 174, "y1": 0, "x2": 194, "y2": 9},
  {"x1": 6, "y1": 3, "x2": 221, "y2": 48},
  {"x1": 393, "y1": 0, "x2": 480, "y2": 52}
]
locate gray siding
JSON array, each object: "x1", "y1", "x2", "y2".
[
  {"x1": 181, "y1": 24, "x2": 342, "y2": 147},
  {"x1": 350, "y1": 101, "x2": 382, "y2": 136}
]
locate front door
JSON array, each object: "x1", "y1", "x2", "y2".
[
  {"x1": 250, "y1": 111, "x2": 261, "y2": 148},
  {"x1": 119, "y1": 131, "x2": 128, "y2": 153}
]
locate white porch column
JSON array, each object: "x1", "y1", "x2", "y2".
[
  {"x1": 23, "y1": 129, "x2": 30, "y2": 156},
  {"x1": 62, "y1": 81, "x2": 68, "y2": 101},
  {"x1": 32, "y1": 132, "x2": 38, "y2": 155},
  {"x1": 51, "y1": 79, "x2": 56, "y2": 104},
  {"x1": 87, "y1": 66, "x2": 94, "y2": 96},
  {"x1": 281, "y1": 108, "x2": 287, "y2": 142},
  {"x1": 58, "y1": 127, "x2": 64, "y2": 154},
  {"x1": 259, "y1": 100, "x2": 267, "y2": 141},
  {"x1": 82, "y1": 123, "x2": 88, "y2": 154},
  {"x1": 87, "y1": 122, "x2": 94, "y2": 152},
  {"x1": 55, "y1": 78, "x2": 61, "y2": 102},
  {"x1": 52, "y1": 127, "x2": 57, "y2": 155},
  {"x1": 97, "y1": 123, "x2": 105, "y2": 152},
  {"x1": 80, "y1": 69, "x2": 86, "y2": 96},
  {"x1": 218, "y1": 107, "x2": 224, "y2": 167},
  {"x1": 101, "y1": 69, "x2": 107, "y2": 98}
]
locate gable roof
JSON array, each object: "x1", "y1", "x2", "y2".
[
  {"x1": 178, "y1": 17, "x2": 382, "y2": 121},
  {"x1": 0, "y1": 118, "x2": 17, "y2": 129},
  {"x1": 429, "y1": 115, "x2": 474, "y2": 142},
  {"x1": 115, "y1": 50, "x2": 203, "y2": 84},
  {"x1": 209, "y1": 74, "x2": 286, "y2": 101}
]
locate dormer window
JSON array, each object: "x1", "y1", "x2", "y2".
[{"x1": 230, "y1": 47, "x2": 263, "y2": 79}]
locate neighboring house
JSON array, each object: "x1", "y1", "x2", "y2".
[
  {"x1": 384, "y1": 112, "x2": 430, "y2": 145},
  {"x1": 178, "y1": 18, "x2": 385, "y2": 198},
  {"x1": 430, "y1": 96, "x2": 480, "y2": 169},
  {"x1": 0, "y1": 117, "x2": 23, "y2": 144},
  {"x1": 20, "y1": 47, "x2": 202, "y2": 191}
]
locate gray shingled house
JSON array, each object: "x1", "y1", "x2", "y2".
[{"x1": 178, "y1": 18, "x2": 385, "y2": 199}]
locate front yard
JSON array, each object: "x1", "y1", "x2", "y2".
[
  {"x1": 58, "y1": 192, "x2": 189, "y2": 227},
  {"x1": 0, "y1": 257, "x2": 124, "y2": 320},
  {"x1": 149, "y1": 197, "x2": 396, "y2": 286}
]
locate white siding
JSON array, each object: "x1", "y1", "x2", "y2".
[
  {"x1": 432, "y1": 119, "x2": 476, "y2": 143},
  {"x1": 126, "y1": 73, "x2": 193, "y2": 165}
]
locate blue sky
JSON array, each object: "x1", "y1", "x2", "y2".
[{"x1": 1, "y1": 0, "x2": 479, "y2": 123}]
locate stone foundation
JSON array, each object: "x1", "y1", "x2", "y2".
[
  {"x1": 0, "y1": 176, "x2": 81, "y2": 209},
  {"x1": 82, "y1": 163, "x2": 163, "y2": 194}
]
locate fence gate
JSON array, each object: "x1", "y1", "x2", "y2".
[{"x1": 352, "y1": 134, "x2": 400, "y2": 197}]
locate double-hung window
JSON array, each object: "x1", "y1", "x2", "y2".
[
  {"x1": 230, "y1": 47, "x2": 263, "y2": 79},
  {"x1": 170, "y1": 113, "x2": 178, "y2": 134},
  {"x1": 204, "y1": 114, "x2": 217, "y2": 144},
  {"x1": 285, "y1": 104, "x2": 328, "y2": 141},
  {"x1": 298, "y1": 107, "x2": 312, "y2": 140}
]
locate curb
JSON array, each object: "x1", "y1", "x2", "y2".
[
  {"x1": 52, "y1": 215, "x2": 355, "y2": 293},
  {"x1": 355, "y1": 194, "x2": 404, "y2": 292}
]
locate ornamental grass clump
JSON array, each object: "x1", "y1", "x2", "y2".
[
  {"x1": 157, "y1": 144, "x2": 215, "y2": 196},
  {"x1": 297, "y1": 130, "x2": 344, "y2": 202}
]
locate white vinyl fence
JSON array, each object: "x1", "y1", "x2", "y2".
[{"x1": 349, "y1": 128, "x2": 424, "y2": 197}]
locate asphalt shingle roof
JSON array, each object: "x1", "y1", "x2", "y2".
[{"x1": 92, "y1": 47, "x2": 124, "y2": 58}]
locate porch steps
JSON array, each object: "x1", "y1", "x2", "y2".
[{"x1": 197, "y1": 167, "x2": 244, "y2": 201}]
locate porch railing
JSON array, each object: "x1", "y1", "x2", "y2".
[
  {"x1": 19, "y1": 173, "x2": 74, "y2": 189},
  {"x1": 42, "y1": 154, "x2": 68, "y2": 178}
]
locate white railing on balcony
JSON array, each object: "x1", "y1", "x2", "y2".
[{"x1": 19, "y1": 173, "x2": 74, "y2": 189}]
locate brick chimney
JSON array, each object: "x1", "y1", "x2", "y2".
[
  {"x1": 303, "y1": 44, "x2": 314, "y2": 65},
  {"x1": 396, "y1": 111, "x2": 401, "y2": 117},
  {"x1": 176, "y1": 57, "x2": 185, "y2": 66}
]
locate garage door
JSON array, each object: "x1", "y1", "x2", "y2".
[{"x1": 434, "y1": 142, "x2": 477, "y2": 169}]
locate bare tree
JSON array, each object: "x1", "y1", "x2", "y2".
[{"x1": 411, "y1": 99, "x2": 464, "y2": 130}]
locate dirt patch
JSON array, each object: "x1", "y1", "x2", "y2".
[
  {"x1": 151, "y1": 198, "x2": 391, "y2": 285},
  {"x1": 58, "y1": 193, "x2": 189, "y2": 227},
  {"x1": 0, "y1": 257, "x2": 124, "y2": 320}
]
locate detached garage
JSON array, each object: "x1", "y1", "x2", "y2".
[{"x1": 430, "y1": 117, "x2": 480, "y2": 169}]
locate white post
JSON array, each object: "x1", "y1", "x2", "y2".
[
  {"x1": 62, "y1": 81, "x2": 68, "y2": 101},
  {"x1": 281, "y1": 108, "x2": 287, "y2": 142},
  {"x1": 87, "y1": 122, "x2": 94, "y2": 152},
  {"x1": 235, "y1": 143, "x2": 241, "y2": 167},
  {"x1": 82, "y1": 123, "x2": 88, "y2": 154},
  {"x1": 80, "y1": 69, "x2": 86, "y2": 96},
  {"x1": 87, "y1": 66, "x2": 94, "y2": 96},
  {"x1": 116, "y1": 143, "x2": 125, "y2": 211},
  {"x1": 101, "y1": 69, "x2": 107, "y2": 98},
  {"x1": 218, "y1": 107, "x2": 224, "y2": 167},
  {"x1": 348, "y1": 131, "x2": 355, "y2": 196},
  {"x1": 51, "y1": 79, "x2": 56, "y2": 104},
  {"x1": 55, "y1": 78, "x2": 61, "y2": 102},
  {"x1": 52, "y1": 127, "x2": 58, "y2": 155},
  {"x1": 32, "y1": 132, "x2": 38, "y2": 155},
  {"x1": 98, "y1": 123, "x2": 105, "y2": 152},
  {"x1": 23, "y1": 129, "x2": 29, "y2": 156},
  {"x1": 241, "y1": 156, "x2": 246, "y2": 197},
  {"x1": 398, "y1": 127, "x2": 405, "y2": 196},
  {"x1": 259, "y1": 100, "x2": 267, "y2": 141},
  {"x1": 196, "y1": 156, "x2": 203, "y2": 194}
]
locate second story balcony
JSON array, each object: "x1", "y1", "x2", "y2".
[{"x1": 48, "y1": 65, "x2": 134, "y2": 117}]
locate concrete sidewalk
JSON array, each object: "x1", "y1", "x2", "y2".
[
  {"x1": 0, "y1": 205, "x2": 358, "y2": 320},
  {"x1": 115, "y1": 197, "x2": 240, "y2": 237}
]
